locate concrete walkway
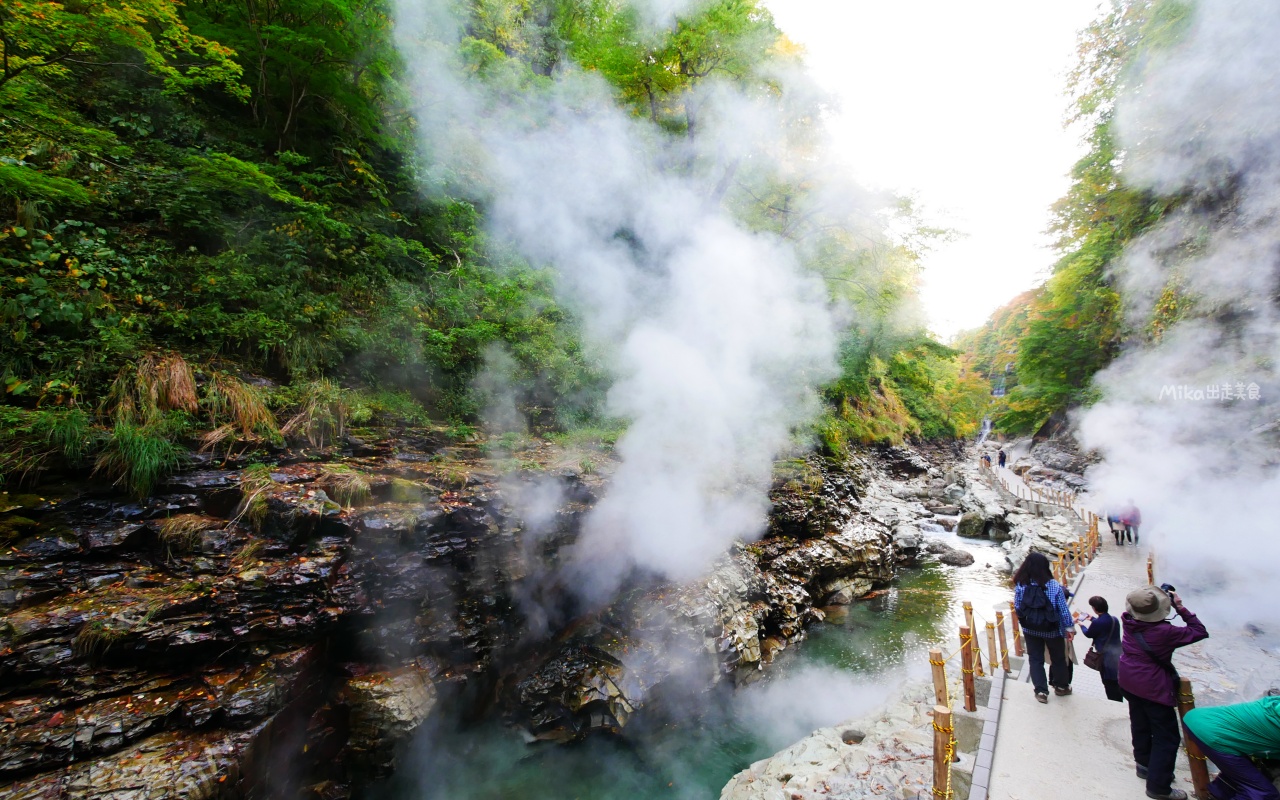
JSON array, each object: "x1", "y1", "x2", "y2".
[
  {"x1": 982, "y1": 497, "x2": 1202, "y2": 800},
  {"x1": 978, "y1": 457, "x2": 1280, "y2": 800}
]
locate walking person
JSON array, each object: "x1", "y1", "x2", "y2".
[
  {"x1": 1183, "y1": 691, "x2": 1280, "y2": 800},
  {"x1": 997, "y1": 449, "x2": 1007, "y2": 468},
  {"x1": 1108, "y1": 512, "x2": 1126, "y2": 545},
  {"x1": 1079, "y1": 596, "x2": 1123, "y2": 702},
  {"x1": 1120, "y1": 585, "x2": 1209, "y2": 800},
  {"x1": 1013, "y1": 551, "x2": 1073, "y2": 703},
  {"x1": 1124, "y1": 502, "x2": 1143, "y2": 544}
]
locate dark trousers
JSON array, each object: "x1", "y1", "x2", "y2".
[
  {"x1": 1025, "y1": 633, "x2": 1068, "y2": 694},
  {"x1": 1127, "y1": 524, "x2": 1140, "y2": 543},
  {"x1": 1102, "y1": 677, "x2": 1124, "y2": 702},
  {"x1": 1186, "y1": 728, "x2": 1280, "y2": 800},
  {"x1": 1125, "y1": 691, "x2": 1182, "y2": 795}
]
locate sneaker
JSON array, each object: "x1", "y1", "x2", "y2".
[
  {"x1": 1054, "y1": 686, "x2": 1073, "y2": 696},
  {"x1": 1035, "y1": 692, "x2": 1048, "y2": 704},
  {"x1": 1145, "y1": 790, "x2": 1187, "y2": 800},
  {"x1": 1136, "y1": 765, "x2": 1149, "y2": 779}
]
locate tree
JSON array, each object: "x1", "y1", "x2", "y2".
[{"x1": 0, "y1": 0, "x2": 245, "y2": 96}]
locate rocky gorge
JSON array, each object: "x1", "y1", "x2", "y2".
[{"x1": 0, "y1": 429, "x2": 1094, "y2": 800}]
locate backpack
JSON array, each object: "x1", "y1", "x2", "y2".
[{"x1": 1017, "y1": 582, "x2": 1058, "y2": 633}]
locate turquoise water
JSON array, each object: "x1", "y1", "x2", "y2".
[{"x1": 386, "y1": 533, "x2": 1011, "y2": 800}]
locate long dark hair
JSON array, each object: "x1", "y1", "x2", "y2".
[{"x1": 1013, "y1": 551, "x2": 1053, "y2": 586}]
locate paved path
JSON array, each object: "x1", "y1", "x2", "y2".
[
  {"x1": 978, "y1": 456, "x2": 1280, "y2": 800},
  {"x1": 988, "y1": 539, "x2": 1198, "y2": 800}
]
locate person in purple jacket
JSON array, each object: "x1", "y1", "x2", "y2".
[{"x1": 1120, "y1": 585, "x2": 1209, "y2": 800}]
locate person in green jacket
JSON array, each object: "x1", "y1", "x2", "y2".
[{"x1": 1182, "y1": 693, "x2": 1280, "y2": 800}]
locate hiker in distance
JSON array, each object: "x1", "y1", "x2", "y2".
[
  {"x1": 1079, "y1": 595, "x2": 1123, "y2": 702},
  {"x1": 1013, "y1": 551, "x2": 1073, "y2": 703},
  {"x1": 997, "y1": 449, "x2": 1007, "y2": 468},
  {"x1": 1123, "y1": 501, "x2": 1143, "y2": 544},
  {"x1": 1120, "y1": 584, "x2": 1209, "y2": 800}
]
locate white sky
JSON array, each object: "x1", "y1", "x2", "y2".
[{"x1": 764, "y1": 0, "x2": 1104, "y2": 339}]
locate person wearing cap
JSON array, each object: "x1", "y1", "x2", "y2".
[
  {"x1": 1182, "y1": 693, "x2": 1280, "y2": 800},
  {"x1": 1120, "y1": 585, "x2": 1209, "y2": 800}
]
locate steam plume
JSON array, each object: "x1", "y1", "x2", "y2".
[
  {"x1": 392, "y1": 2, "x2": 839, "y2": 603},
  {"x1": 1080, "y1": 0, "x2": 1280, "y2": 632}
]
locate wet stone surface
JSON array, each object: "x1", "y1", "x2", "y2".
[{"x1": 0, "y1": 436, "x2": 921, "y2": 799}]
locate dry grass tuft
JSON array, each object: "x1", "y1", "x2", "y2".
[
  {"x1": 101, "y1": 352, "x2": 199, "y2": 424},
  {"x1": 232, "y1": 464, "x2": 276, "y2": 531},
  {"x1": 156, "y1": 354, "x2": 198, "y2": 413},
  {"x1": 158, "y1": 513, "x2": 215, "y2": 555},
  {"x1": 231, "y1": 537, "x2": 265, "y2": 567},
  {"x1": 203, "y1": 374, "x2": 278, "y2": 450},
  {"x1": 281, "y1": 379, "x2": 346, "y2": 448},
  {"x1": 72, "y1": 620, "x2": 126, "y2": 658},
  {"x1": 316, "y1": 465, "x2": 371, "y2": 507}
]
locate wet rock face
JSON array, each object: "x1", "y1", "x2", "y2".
[
  {"x1": 0, "y1": 435, "x2": 582, "y2": 797},
  {"x1": 340, "y1": 660, "x2": 441, "y2": 776},
  {"x1": 766, "y1": 458, "x2": 861, "y2": 540},
  {"x1": 0, "y1": 440, "x2": 910, "y2": 797}
]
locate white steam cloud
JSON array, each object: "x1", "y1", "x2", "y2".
[
  {"x1": 392, "y1": 2, "x2": 839, "y2": 602},
  {"x1": 1080, "y1": 0, "x2": 1280, "y2": 632}
]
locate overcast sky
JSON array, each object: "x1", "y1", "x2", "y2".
[{"x1": 764, "y1": 0, "x2": 1104, "y2": 339}]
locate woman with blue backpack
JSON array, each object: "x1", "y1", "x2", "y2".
[{"x1": 1013, "y1": 551, "x2": 1074, "y2": 703}]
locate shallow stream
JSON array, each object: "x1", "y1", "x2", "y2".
[{"x1": 384, "y1": 527, "x2": 1011, "y2": 800}]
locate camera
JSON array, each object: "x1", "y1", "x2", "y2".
[{"x1": 1160, "y1": 583, "x2": 1176, "y2": 594}]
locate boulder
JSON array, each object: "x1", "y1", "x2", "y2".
[
  {"x1": 879, "y1": 445, "x2": 932, "y2": 477},
  {"x1": 341, "y1": 661, "x2": 440, "y2": 775},
  {"x1": 937, "y1": 548, "x2": 976, "y2": 567}
]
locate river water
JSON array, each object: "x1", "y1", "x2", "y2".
[{"x1": 384, "y1": 526, "x2": 1011, "y2": 800}]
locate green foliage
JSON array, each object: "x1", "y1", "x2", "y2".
[
  {"x1": 0, "y1": 405, "x2": 97, "y2": 484},
  {"x1": 0, "y1": 163, "x2": 92, "y2": 206},
  {"x1": 963, "y1": 0, "x2": 1190, "y2": 435},
  {"x1": 0, "y1": 0, "x2": 247, "y2": 97},
  {"x1": 92, "y1": 417, "x2": 188, "y2": 497},
  {"x1": 0, "y1": 0, "x2": 970, "y2": 494}
]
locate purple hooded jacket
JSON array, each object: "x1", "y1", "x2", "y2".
[{"x1": 1118, "y1": 605, "x2": 1208, "y2": 706}]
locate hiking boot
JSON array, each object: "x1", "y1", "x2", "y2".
[
  {"x1": 1054, "y1": 686, "x2": 1073, "y2": 696},
  {"x1": 1136, "y1": 765, "x2": 1149, "y2": 779},
  {"x1": 1035, "y1": 691, "x2": 1048, "y2": 704},
  {"x1": 1145, "y1": 790, "x2": 1187, "y2": 800}
]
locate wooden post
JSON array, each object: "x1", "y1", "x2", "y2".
[
  {"x1": 986, "y1": 621, "x2": 998, "y2": 677},
  {"x1": 1009, "y1": 606, "x2": 1024, "y2": 656},
  {"x1": 929, "y1": 648, "x2": 948, "y2": 707},
  {"x1": 995, "y1": 611, "x2": 1011, "y2": 671},
  {"x1": 959, "y1": 627, "x2": 977, "y2": 712},
  {"x1": 932, "y1": 705, "x2": 953, "y2": 800},
  {"x1": 963, "y1": 602, "x2": 984, "y2": 677},
  {"x1": 1177, "y1": 678, "x2": 1212, "y2": 799},
  {"x1": 1148, "y1": 554, "x2": 1155, "y2": 586}
]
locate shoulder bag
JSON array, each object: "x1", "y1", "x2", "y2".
[{"x1": 1083, "y1": 617, "x2": 1118, "y2": 672}]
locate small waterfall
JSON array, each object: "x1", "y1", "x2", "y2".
[{"x1": 977, "y1": 416, "x2": 992, "y2": 445}]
